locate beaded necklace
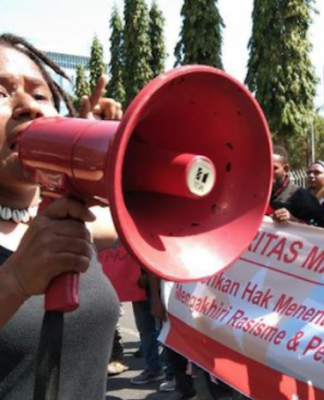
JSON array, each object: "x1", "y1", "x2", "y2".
[{"x1": 0, "y1": 204, "x2": 38, "y2": 223}]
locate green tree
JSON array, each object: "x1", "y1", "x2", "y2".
[
  {"x1": 174, "y1": 0, "x2": 224, "y2": 68},
  {"x1": 124, "y1": 0, "x2": 153, "y2": 105},
  {"x1": 313, "y1": 113, "x2": 324, "y2": 162},
  {"x1": 73, "y1": 64, "x2": 91, "y2": 111},
  {"x1": 149, "y1": 0, "x2": 166, "y2": 77},
  {"x1": 245, "y1": 0, "x2": 318, "y2": 151},
  {"x1": 106, "y1": 6, "x2": 126, "y2": 104},
  {"x1": 74, "y1": 64, "x2": 91, "y2": 98},
  {"x1": 288, "y1": 113, "x2": 324, "y2": 169},
  {"x1": 89, "y1": 35, "x2": 107, "y2": 92}
]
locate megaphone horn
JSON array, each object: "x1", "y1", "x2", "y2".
[{"x1": 19, "y1": 65, "x2": 272, "y2": 310}]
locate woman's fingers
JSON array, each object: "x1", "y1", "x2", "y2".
[
  {"x1": 8, "y1": 198, "x2": 95, "y2": 297},
  {"x1": 89, "y1": 75, "x2": 109, "y2": 108},
  {"x1": 42, "y1": 197, "x2": 96, "y2": 222},
  {"x1": 79, "y1": 75, "x2": 123, "y2": 121}
]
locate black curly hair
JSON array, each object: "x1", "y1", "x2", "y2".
[{"x1": 0, "y1": 33, "x2": 76, "y2": 116}]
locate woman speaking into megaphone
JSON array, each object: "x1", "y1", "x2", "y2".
[{"x1": 0, "y1": 33, "x2": 122, "y2": 400}]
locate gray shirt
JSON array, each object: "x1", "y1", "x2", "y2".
[{"x1": 0, "y1": 247, "x2": 119, "y2": 400}]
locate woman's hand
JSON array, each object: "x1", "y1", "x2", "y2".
[
  {"x1": 79, "y1": 75, "x2": 123, "y2": 121},
  {"x1": 3, "y1": 198, "x2": 96, "y2": 299}
]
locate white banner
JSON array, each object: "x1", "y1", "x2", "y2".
[{"x1": 160, "y1": 216, "x2": 324, "y2": 400}]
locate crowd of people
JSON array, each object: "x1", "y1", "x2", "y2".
[
  {"x1": 269, "y1": 145, "x2": 324, "y2": 227},
  {"x1": 0, "y1": 31, "x2": 323, "y2": 400}
]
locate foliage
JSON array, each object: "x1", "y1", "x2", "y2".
[
  {"x1": 123, "y1": 0, "x2": 153, "y2": 106},
  {"x1": 149, "y1": 0, "x2": 166, "y2": 77},
  {"x1": 74, "y1": 64, "x2": 90, "y2": 99},
  {"x1": 174, "y1": 0, "x2": 224, "y2": 68},
  {"x1": 245, "y1": 0, "x2": 318, "y2": 150},
  {"x1": 73, "y1": 64, "x2": 90, "y2": 112},
  {"x1": 287, "y1": 113, "x2": 324, "y2": 169},
  {"x1": 89, "y1": 35, "x2": 107, "y2": 92},
  {"x1": 106, "y1": 6, "x2": 126, "y2": 104},
  {"x1": 313, "y1": 114, "x2": 324, "y2": 162}
]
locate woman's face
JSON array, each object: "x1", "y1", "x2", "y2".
[
  {"x1": 307, "y1": 162, "x2": 324, "y2": 193},
  {"x1": 0, "y1": 45, "x2": 59, "y2": 191}
]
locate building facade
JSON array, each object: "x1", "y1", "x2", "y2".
[{"x1": 45, "y1": 51, "x2": 91, "y2": 95}]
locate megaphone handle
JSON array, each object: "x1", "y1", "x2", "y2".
[{"x1": 44, "y1": 272, "x2": 79, "y2": 312}]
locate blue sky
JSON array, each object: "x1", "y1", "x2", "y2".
[{"x1": 0, "y1": 0, "x2": 323, "y2": 107}]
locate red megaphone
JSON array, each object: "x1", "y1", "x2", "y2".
[{"x1": 19, "y1": 65, "x2": 273, "y2": 312}]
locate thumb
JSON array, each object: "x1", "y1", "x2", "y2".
[{"x1": 42, "y1": 197, "x2": 96, "y2": 222}]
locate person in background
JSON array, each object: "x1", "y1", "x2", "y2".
[
  {"x1": 269, "y1": 146, "x2": 324, "y2": 226},
  {"x1": 130, "y1": 270, "x2": 166, "y2": 385},
  {"x1": 269, "y1": 145, "x2": 300, "y2": 211},
  {"x1": 0, "y1": 33, "x2": 122, "y2": 400},
  {"x1": 107, "y1": 307, "x2": 129, "y2": 376},
  {"x1": 99, "y1": 240, "x2": 151, "y2": 377},
  {"x1": 268, "y1": 144, "x2": 301, "y2": 221},
  {"x1": 306, "y1": 160, "x2": 324, "y2": 205}
]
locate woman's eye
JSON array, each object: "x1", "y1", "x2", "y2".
[
  {"x1": 0, "y1": 89, "x2": 8, "y2": 98},
  {"x1": 33, "y1": 93, "x2": 50, "y2": 102}
]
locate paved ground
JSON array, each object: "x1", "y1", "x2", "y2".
[{"x1": 105, "y1": 302, "x2": 215, "y2": 400}]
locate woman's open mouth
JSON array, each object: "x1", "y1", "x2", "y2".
[
  {"x1": 10, "y1": 140, "x2": 20, "y2": 153},
  {"x1": 9, "y1": 122, "x2": 33, "y2": 154}
]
